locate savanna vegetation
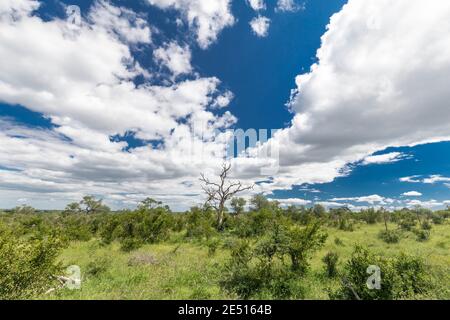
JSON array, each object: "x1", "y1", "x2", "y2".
[{"x1": 0, "y1": 192, "x2": 449, "y2": 300}]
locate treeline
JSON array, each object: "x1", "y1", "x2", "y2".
[{"x1": 0, "y1": 195, "x2": 448, "y2": 300}]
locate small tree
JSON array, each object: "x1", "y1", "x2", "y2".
[
  {"x1": 80, "y1": 196, "x2": 110, "y2": 214},
  {"x1": 230, "y1": 197, "x2": 246, "y2": 216},
  {"x1": 200, "y1": 163, "x2": 253, "y2": 230}
]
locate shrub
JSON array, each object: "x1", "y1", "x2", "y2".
[
  {"x1": 414, "y1": 229, "x2": 430, "y2": 242},
  {"x1": 220, "y1": 221, "x2": 326, "y2": 299},
  {"x1": 421, "y1": 220, "x2": 432, "y2": 230},
  {"x1": 332, "y1": 246, "x2": 431, "y2": 300},
  {"x1": 334, "y1": 237, "x2": 345, "y2": 246},
  {"x1": 283, "y1": 222, "x2": 328, "y2": 274},
  {"x1": 85, "y1": 257, "x2": 111, "y2": 277},
  {"x1": 323, "y1": 252, "x2": 339, "y2": 278},
  {"x1": 206, "y1": 238, "x2": 221, "y2": 256},
  {"x1": 220, "y1": 239, "x2": 304, "y2": 299},
  {"x1": 378, "y1": 230, "x2": 400, "y2": 244},
  {"x1": 185, "y1": 207, "x2": 216, "y2": 240},
  {"x1": 398, "y1": 217, "x2": 417, "y2": 231},
  {"x1": 120, "y1": 238, "x2": 143, "y2": 252},
  {"x1": 0, "y1": 229, "x2": 64, "y2": 299}
]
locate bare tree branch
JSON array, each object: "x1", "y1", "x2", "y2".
[{"x1": 199, "y1": 163, "x2": 254, "y2": 230}]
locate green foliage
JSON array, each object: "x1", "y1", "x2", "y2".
[
  {"x1": 185, "y1": 207, "x2": 216, "y2": 239},
  {"x1": 334, "y1": 237, "x2": 345, "y2": 246},
  {"x1": 332, "y1": 246, "x2": 431, "y2": 300},
  {"x1": 414, "y1": 229, "x2": 431, "y2": 242},
  {"x1": 120, "y1": 238, "x2": 143, "y2": 252},
  {"x1": 283, "y1": 222, "x2": 328, "y2": 274},
  {"x1": 378, "y1": 230, "x2": 401, "y2": 244},
  {"x1": 0, "y1": 228, "x2": 64, "y2": 299},
  {"x1": 230, "y1": 197, "x2": 246, "y2": 216},
  {"x1": 99, "y1": 207, "x2": 172, "y2": 247},
  {"x1": 220, "y1": 239, "x2": 304, "y2": 299},
  {"x1": 12, "y1": 205, "x2": 36, "y2": 215},
  {"x1": 220, "y1": 221, "x2": 327, "y2": 299},
  {"x1": 206, "y1": 238, "x2": 221, "y2": 256},
  {"x1": 421, "y1": 220, "x2": 432, "y2": 230},
  {"x1": 323, "y1": 252, "x2": 339, "y2": 278},
  {"x1": 86, "y1": 257, "x2": 111, "y2": 277}
]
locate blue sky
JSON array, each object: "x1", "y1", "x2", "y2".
[{"x1": 1, "y1": 0, "x2": 450, "y2": 210}]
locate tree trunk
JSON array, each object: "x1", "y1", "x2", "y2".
[{"x1": 217, "y1": 204, "x2": 225, "y2": 231}]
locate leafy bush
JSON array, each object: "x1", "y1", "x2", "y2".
[
  {"x1": 323, "y1": 252, "x2": 339, "y2": 278},
  {"x1": 220, "y1": 221, "x2": 327, "y2": 299},
  {"x1": 185, "y1": 207, "x2": 216, "y2": 240},
  {"x1": 99, "y1": 207, "x2": 172, "y2": 246},
  {"x1": 378, "y1": 230, "x2": 400, "y2": 244},
  {"x1": 421, "y1": 220, "x2": 432, "y2": 230},
  {"x1": 398, "y1": 217, "x2": 417, "y2": 231},
  {"x1": 220, "y1": 239, "x2": 304, "y2": 299},
  {"x1": 206, "y1": 238, "x2": 221, "y2": 256},
  {"x1": 0, "y1": 229, "x2": 64, "y2": 299},
  {"x1": 334, "y1": 237, "x2": 345, "y2": 246},
  {"x1": 120, "y1": 238, "x2": 143, "y2": 252},
  {"x1": 332, "y1": 246, "x2": 431, "y2": 300},
  {"x1": 414, "y1": 229, "x2": 430, "y2": 242},
  {"x1": 283, "y1": 222, "x2": 328, "y2": 274},
  {"x1": 86, "y1": 257, "x2": 111, "y2": 277}
]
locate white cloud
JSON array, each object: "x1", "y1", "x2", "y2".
[
  {"x1": 331, "y1": 194, "x2": 393, "y2": 205},
  {"x1": 89, "y1": 0, "x2": 151, "y2": 44},
  {"x1": 0, "y1": 0, "x2": 239, "y2": 210},
  {"x1": 405, "y1": 199, "x2": 442, "y2": 209},
  {"x1": 276, "y1": 0, "x2": 304, "y2": 13},
  {"x1": 270, "y1": 198, "x2": 311, "y2": 207},
  {"x1": 402, "y1": 191, "x2": 422, "y2": 197},
  {"x1": 250, "y1": 0, "x2": 450, "y2": 193},
  {"x1": 400, "y1": 175, "x2": 450, "y2": 184},
  {"x1": 250, "y1": 15, "x2": 270, "y2": 37},
  {"x1": 247, "y1": 0, "x2": 266, "y2": 11},
  {"x1": 154, "y1": 42, "x2": 193, "y2": 77},
  {"x1": 422, "y1": 175, "x2": 450, "y2": 184},
  {"x1": 362, "y1": 152, "x2": 407, "y2": 165},
  {"x1": 400, "y1": 175, "x2": 422, "y2": 183},
  {"x1": 147, "y1": 0, "x2": 235, "y2": 49}
]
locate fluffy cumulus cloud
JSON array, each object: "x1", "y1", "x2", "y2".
[
  {"x1": 153, "y1": 42, "x2": 193, "y2": 78},
  {"x1": 89, "y1": 0, "x2": 152, "y2": 44},
  {"x1": 276, "y1": 0, "x2": 304, "y2": 13},
  {"x1": 247, "y1": 0, "x2": 266, "y2": 11},
  {"x1": 249, "y1": 0, "x2": 450, "y2": 193},
  {"x1": 362, "y1": 152, "x2": 407, "y2": 165},
  {"x1": 147, "y1": 0, "x2": 234, "y2": 49},
  {"x1": 249, "y1": 15, "x2": 270, "y2": 37},
  {"x1": 3, "y1": 0, "x2": 450, "y2": 210},
  {"x1": 270, "y1": 198, "x2": 311, "y2": 207},
  {"x1": 0, "y1": 0, "x2": 238, "y2": 210},
  {"x1": 331, "y1": 195, "x2": 394, "y2": 205}
]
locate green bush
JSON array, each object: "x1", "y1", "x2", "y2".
[
  {"x1": 332, "y1": 246, "x2": 431, "y2": 300},
  {"x1": 185, "y1": 207, "x2": 216, "y2": 240},
  {"x1": 334, "y1": 237, "x2": 345, "y2": 246},
  {"x1": 414, "y1": 229, "x2": 430, "y2": 242},
  {"x1": 378, "y1": 230, "x2": 400, "y2": 244},
  {"x1": 120, "y1": 238, "x2": 143, "y2": 252},
  {"x1": 220, "y1": 239, "x2": 304, "y2": 299},
  {"x1": 206, "y1": 238, "x2": 221, "y2": 256},
  {"x1": 421, "y1": 220, "x2": 432, "y2": 230},
  {"x1": 85, "y1": 257, "x2": 111, "y2": 277},
  {"x1": 0, "y1": 229, "x2": 64, "y2": 299},
  {"x1": 323, "y1": 252, "x2": 339, "y2": 278}
]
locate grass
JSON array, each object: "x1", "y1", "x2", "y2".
[{"x1": 44, "y1": 223, "x2": 450, "y2": 300}]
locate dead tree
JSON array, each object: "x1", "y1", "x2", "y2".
[{"x1": 200, "y1": 163, "x2": 253, "y2": 230}]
